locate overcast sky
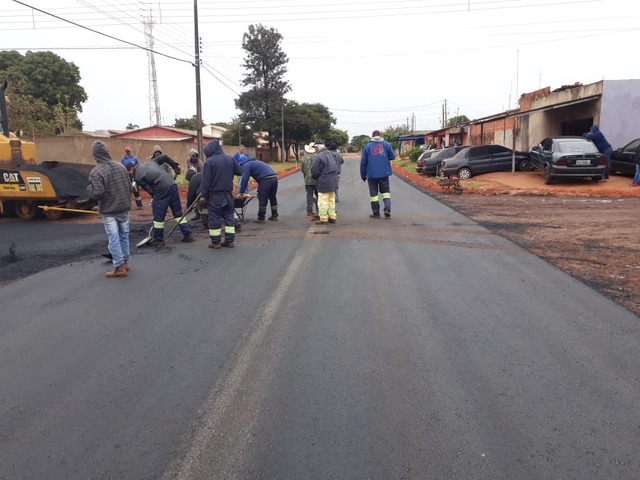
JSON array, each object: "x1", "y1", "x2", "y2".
[{"x1": 3, "y1": 0, "x2": 639, "y2": 139}]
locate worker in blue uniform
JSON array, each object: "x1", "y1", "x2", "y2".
[
  {"x1": 200, "y1": 139, "x2": 242, "y2": 248},
  {"x1": 237, "y1": 157, "x2": 279, "y2": 223}
]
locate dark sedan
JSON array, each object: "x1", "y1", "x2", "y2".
[
  {"x1": 415, "y1": 149, "x2": 439, "y2": 174},
  {"x1": 440, "y1": 145, "x2": 530, "y2": 179},
  {"x1": 529, "y1": 136, "x2": 606, "y2": 184},
  {"x1": 421, "y1": 146, "x2": 467, "y2": 176},
  {"x1": 610, "y1": 138, "x2": 640, "y2": 176}
]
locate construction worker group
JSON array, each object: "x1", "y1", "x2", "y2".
[{"x1": 87, "y1": 131, "x2": 395, "y2": 278}]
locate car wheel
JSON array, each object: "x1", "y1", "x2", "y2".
[
  {"x1": 543, "y1": 165, "x2": 553, "y2": 185},
  {"x1": 518, "y1": 159, "x2": 531, "y2": 171},
  {"x1": 457, "y1": 167, "x2": 471, "y2": 179}
]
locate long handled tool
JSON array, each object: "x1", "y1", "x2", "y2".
[
  {"x1": 136, "y1": 225, "x2": 155, "y2": 248},
  {"x1": 155, "y1": 193, "x2": 202, "y2": 250}
]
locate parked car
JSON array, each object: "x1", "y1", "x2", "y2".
[
  {"x1": 440, "y1": 145, "x2": 531, "y2": 179},
  {"x1": 421, "y1": 146, "x2": 467, "y2": 176},
  {"x1": 415, "y1": 149, "x2": 439, "y2": 174},
  {"x1": 610, "y1": 138, "x2": 640, "y2": 176},
  {"x1": 529, "y1": 136, "x2": 606, "y2": 184}
]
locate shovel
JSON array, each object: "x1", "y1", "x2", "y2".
[{"x1": 136, "y1": 225, "x2": 154, "y2": 248}]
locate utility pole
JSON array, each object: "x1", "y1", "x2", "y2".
[
  {"x1": 144, "y1": 9, "x2": 162, "y2": 126},
  {"x1": 281, "y1": 103, "x2": 285, "y2": 162},
  {"x1": 193, "y1": 0, "x2": 203, "y2": 156}
]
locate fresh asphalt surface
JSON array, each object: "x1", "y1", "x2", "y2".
[{"x1": 1, "y1": 159, "x2": 639, "y2": 479}]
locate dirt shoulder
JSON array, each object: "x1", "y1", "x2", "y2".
[{"x1": 393, "y1": 164, "x2": 640, "y2": 317}]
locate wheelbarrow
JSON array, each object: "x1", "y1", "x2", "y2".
[{"x1": 436, "y1": 176, "x2": 463, "y2": 194}]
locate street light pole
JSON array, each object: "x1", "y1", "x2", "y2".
[{"x1": 193, "y1": 0, "x2": 203, "y2": 157}]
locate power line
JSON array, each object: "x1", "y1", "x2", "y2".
[{"x1": 10, "y1": 0, "x2": 192, "y2": 64}]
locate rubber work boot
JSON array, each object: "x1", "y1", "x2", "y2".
[
  {"x1": 182, "y1": 235, "x2": 195, "y2": 242},
  {"x1": 221, "y1": 242, "x2": 235, "y2": 248},
  {"x1": 315, "y1": 220, "x2": 328, "y2": 225},
  {"x1": 384, "y1": 209, "x2": 391, "y2": 218},
  {"x1": 268, "y1": 216, "x2": 278, "y2": 221},
  {"x1": 105, "y1": 265, "x2": 128, "y2": 278},
  {"x1": 253, "y1": 218, "x2": 265, "y2": 224},
  {"x1": 328, "y1": 218, "x2": 336, "y2": 224},
  {"x1": 369, "y1": 214, "x2": 381, "y2": 219},
  {"x1": 209, "y1": 243, "x2": 222, "y2": 249}
]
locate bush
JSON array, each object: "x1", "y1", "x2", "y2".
[{"x1": 407, "y1": 146, "x2": 423, "y2": 163}]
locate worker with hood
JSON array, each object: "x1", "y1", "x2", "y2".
[
  {"x1": 127, "y1": 155, "x2": 194, "y2": 246},
  {"x1": 149, "y1": 145, "x2": 181, "y2": 180},
  {"x1": 185, "y1": 148, "x2": 203, "y2": 181},
  {"x1": 200, "y1": 139, "x2": 242, "y2": 248},
  {"x1": 87, "y1": 140, "x2": 132, "y2": 278},
  {"x1": 237, "y1": 157, "x2": 279, "y2": 223}
]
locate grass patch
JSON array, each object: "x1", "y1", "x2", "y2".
[{"x1": 394, "y1": 158, "x2": 414, "y2": 170}]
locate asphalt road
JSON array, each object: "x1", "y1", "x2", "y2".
[{"x1": 1, "y1": 159, "x2": 639, "y2": 479}]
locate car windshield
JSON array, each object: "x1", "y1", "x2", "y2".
[{"x1": 557, "y1": 140, "x2": 598, "y2": 153}]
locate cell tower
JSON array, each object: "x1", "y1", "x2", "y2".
[{"x1": 144, "y1": 11, "x2": 162, "y2": 126}]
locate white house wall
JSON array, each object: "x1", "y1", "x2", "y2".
[{"x1": 600, "y1": 80, "x2": 640, "y2": 148}]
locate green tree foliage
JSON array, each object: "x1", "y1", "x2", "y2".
[
  {"x1": 174, "y1": 115, "x2": 205, "y2": 131},
  {"x1": 382, "y1": 125, "x2": 410, "y2": 149},
  {"x1": 324, "y1": 127, "x2": 349, "y2": 150},
  {"x1": 222, "y1": 119, "x2": 257, "y2": 147},
  {"x1": 235, "y1": 24, "x2": 291, "y2": 143},
  {"x1": 447, "y1": 114, "x2": 470, "y2": 127},
  {"x1": 273, "y1": 101, "x2": 335, "y2": 160},
  {"x1": 407, "y1": 145, "x2": 423, "y2": 162},
  {"x1": 350, "y1": 134, "x2": 370, "y2": 152},
  {"x1": 126, "y1": 123, "x2": 139, "y2": 130},
  {"x1": 0, "y1": 50, "x2": 87, "y2": 135}
]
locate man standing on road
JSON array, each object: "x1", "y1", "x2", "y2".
[
  {"x1": 234, "y1": 145, "x2": 250, "y2": 194},
  {"x1": 88, "y1": 140, "x2": 132, "y2": 278},
  {"x1": 311, "y1": 140, "x2": 339, "y2": 225},
  {"x1": 127, "y1": 157, "x2": 194, "y2": 247},
  {"x1": 584, "y1": 125, "x2": 613, "y2": 180},
  {"x1": 328, "y1": 142, "x2": 344, "y2": 203},
  {"x1": 201, "y1": 139, "x2": 242, "y2": 248},
  {"x1": 360, "y1": 129, "x2": 396, "y2": 218},
  {"x1": 237, "y1": 157, "x2": 279, "y2": 223},
  {"x1": 120, "y1": 146, "x2": 143, "y2": 209},
  {"x1": 301, "y1": 142, "x2": 319, "y2": 221}
]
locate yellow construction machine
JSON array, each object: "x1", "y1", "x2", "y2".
[{"x1": 0, "y1": 80, "x2": 95, "y2": 220}]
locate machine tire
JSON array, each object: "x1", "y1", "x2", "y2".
[
  {"x1": 457, "y1": 167, "x2": 472, "y2": 179},
  {"x1": 43, "y1": 206, "x2": 64, "y2": 221},
  {"x1": 543, "y1": 165, "x2": 553, "y2": 185},
  {"x1": 15, "y1": 201, "x2": 37, "y2": 220}
]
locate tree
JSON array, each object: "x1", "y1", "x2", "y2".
[
  {"x1": 447, "y1": 115, "x2": 470, "y2": 127},
  {"x1": 382, "y1": 124, "x2": 411, "y2": 150},
  {"x1": 350, "y1": 134, "x2": 369, "y2": 152},
  {"x1": 235, "y1": 24, "x2": 291, "y2": 155},
  {"x1": 272, "y1": 101, "x2": 334, "y2": 160},
  {"x1": 0, "y1": 50, "x2": 87, "y2": 135},
  {"x1": 324, "y1": 127, "x2": 349, "y2": 150},
  {"x1": 126, "y1": 123, "x2": 139, "y2": 130},
  {"x1": 222, "y1": 118, "x2": 257, "y2": 147},
  {"x1": 174, "y1": 115, "x2": 204, "y2": 131}
]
